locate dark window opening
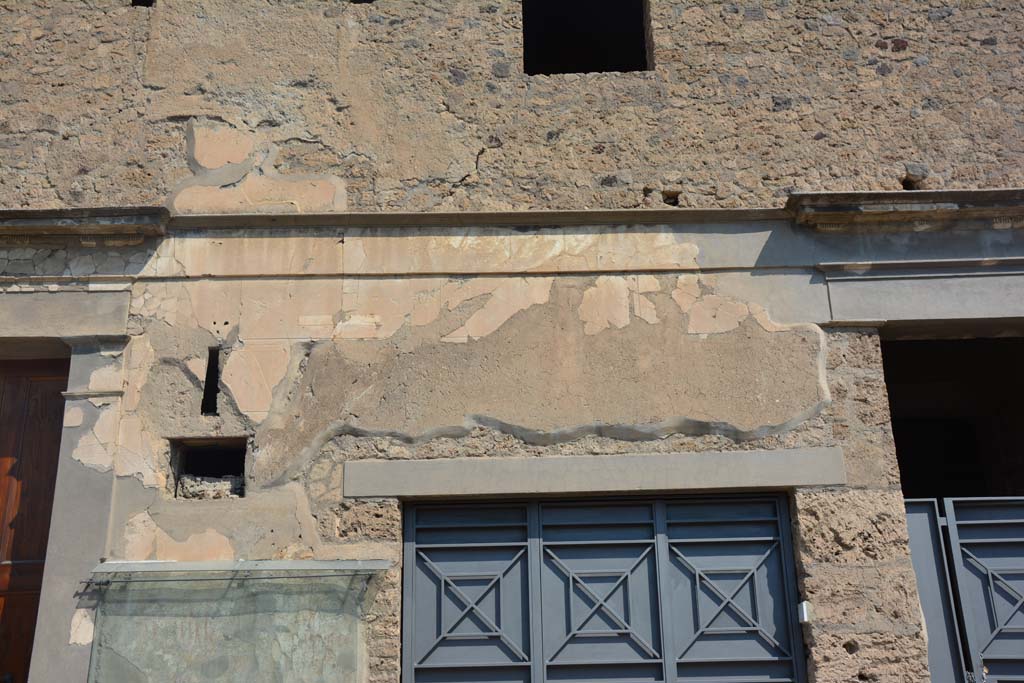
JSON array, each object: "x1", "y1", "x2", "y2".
[
  {"x1": 882, "y1": 338, "x2": 1024, "y2": 499},
  {"x1": 171, "y1": 438, "x2": 247, "y2": 499},
  {"x1": 200, "y1": 347, "x2": 220, "y2": 416},
  {"x1": 523, "y1": 0, "x2": 651, "y2": 75}
]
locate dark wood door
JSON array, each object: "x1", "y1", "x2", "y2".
[{"x1": 0, "y1": 359, "x2": 68, "y2": 683}]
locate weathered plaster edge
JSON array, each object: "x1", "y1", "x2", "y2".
[
  {"x1": 271, "y1": 395, "x2": 832, "y2": 487},
  {"x1": 342, "y1": 446, "x2": 846, "y2": 498},
  {"x1": 91, "y1": 559, "x2": 392, "y2": 574}
]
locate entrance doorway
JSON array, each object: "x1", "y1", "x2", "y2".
[
  {"x1": 0, "y1": 359, "x2": 69, "y2": 683},
  {"x1": 883, "y1": 338, "x2": 1024, "y2": 683}
]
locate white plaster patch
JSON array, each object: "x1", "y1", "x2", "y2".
[
  {"x1": 671, "y1": 274, "x2": 700, "y2": 313},
  {"x1": 184, "y1": 280, "x2": 244, "y2": 337},
  {"x1": 442, "y1": 277, "x2": 554, "y2": 343},
  {"x1": 63, "y1": 405, "x2": 84, "y2": 428},
  {"x1": 115, "y1": 414, "x2": 164, "y2": 488},
  {"x1": 578, "y1": 275, "x2": 661, "y2": 335},
  {"x1": 334, "y1": 276, "x2": 554, "y2": 343},
  {"x1": 171, "y1": 154, "x2": 347, "y2": 215},
  {"x1": 174, "y1": 235, "x2": 345, "y2": 277},
  {"x1": 631, "y1": 274, "x2": 661, "y2": 325},
  {"x1": 122, "y1": 512, "x2": 235, "y2": 562},
  {"x1": 333, "y1": 312, "x2": 386, "y2": 339},
  {"x1": 70, "y1": 405, "x2": 119, "y2": 472},
  {"x1": 87, "y1": 361, "x2": 122, "y2": 393},
  {"x1": 578, "y1": 276, "x2": 631, "y2": 335},
  {"x1": 240, "y1": 279, "x2": 340, "y2": 340},
  {"x1": 185, "y1": 356, "x2": 207, "y2": 382},
  {"x1": 342, "y1": 230, "x2": 700, "y2": 275},
  {"x1": 687, "y1": 294, "x2": 750, "y2": 334},
  {"x1": 123, "y1": 512, "x2": 159, "y2": 560},
  {"x1": 69, "y1": 608, "x2": 95, "y2": 646},
  {"x1": 334, "y1": 278, "x2": 443, "y2": 340},
  {"x1": 189, "y1": 120, "x2": 255, "y2": 170},
  {"x1": 222, "y1": 341, "x2": 292, "y2": 419}
]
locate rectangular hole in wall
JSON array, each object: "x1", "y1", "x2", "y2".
[
  {"x1": 200, "y1": 347, "x2": 220, "y2": 416},
  {"x1": 170, "y1": 438, "x2": 247, "y2": 499},
  {"x1": 523, "y1": 0, "x2": 652, "y2": 75}
]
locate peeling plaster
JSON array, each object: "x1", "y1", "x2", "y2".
[
  {"x1": 184, "y1": 356, "x2": 206, "y2": 382},
  {"x1": 187, "y1": 119, "x2": 255, "y2": 171},
  {"x1": 63, "y1": 405, "x2": 84, "y2": 428},
  {"x1": 123, "y1": 336, "x2": 155, "y2": 412},
  {"x1": 441, "y1": 277, "x2": 554, "y2": 343},
  {"x1": 68, "y1": 609, "x2": 95, "y2": 647},
  {"x1": 333, "y1": 276, "x2": 554, "y2": 342},
  {"x1": 69, "y1": 404, "x2": 119, "y2": 473},
  {"x1": 169, "y1": 121, "x2": 347, "y2": 215},
  {"x1": 671, "y1": 274, "x2": 700, "y2": 313},
  {"x1": 222, "y1": 340, "x2": 292, "y2": 419},
  {"x1": 578, "y1": 275, "x2": 660, "y2": 335},
  {"x1": 122, "y1": 512, "x2": 235, "y2": 562},
  {"x1": 260, "y1": 277, "x2": 831, "y2": 483},
  {"x1": 115, "y1": 414, "x2": 164, "y2": 489},
  {"x1": 340, "y1": 230, "x2": 701, "y2": 275},
  {"x1": 688, "y1": 295, "x2": 750, "y2": 334}
]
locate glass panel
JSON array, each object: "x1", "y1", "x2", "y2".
[{"x1": 88, "y1": 570, "x2": 371, "y2": 683}]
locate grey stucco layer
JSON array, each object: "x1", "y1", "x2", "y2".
[
  {"x1": 29, "y1": 414, "x2": 113, "y2": 683},
  {"x1": 343, "y1": 447, "x2": 846, "y2": 497},
  {"x1": 828, "y1": 268, "x2": 1024, "y2": 322}
]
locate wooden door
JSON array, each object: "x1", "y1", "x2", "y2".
[{"x1": 0, "y1": 359, "x2": 68, "y2": 683}]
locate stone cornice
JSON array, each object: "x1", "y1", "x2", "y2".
[
  {"x1": 0, "y1": 207, "x2": 169, "y2": 236},
  {"x1": 786, "y1": 188, "x2": 1024, "y2": 233},
  {"x1": 2, "y1": 188, "x2": 1023, "y2": 235}
]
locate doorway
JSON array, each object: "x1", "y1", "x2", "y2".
[
  {"x1": 883, "y1": 338, "x2": 1024, "y2": 683},
  {"x1": 0, "y1": 359, "x2": 69, "y2": 683}
]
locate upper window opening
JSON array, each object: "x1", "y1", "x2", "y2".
[
  {"x1": 171, "y1": 438, "x2": 247, "y2": 499},
  {"x1": 523, "y1": 0, "x2": 652, "y2": 75},
  {"x1": 882, "y1": 337, "x2": 1024, "y2": 499}
]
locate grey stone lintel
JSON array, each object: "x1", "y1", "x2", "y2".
[
  {"x1": 0, "y1": 290, "x2": 130, "y2": 338},
  {"x1": 343, "y1": 447, "x2": 846, "y2": 498}
]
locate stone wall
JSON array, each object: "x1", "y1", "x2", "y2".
[
  {"x1": 0, "y1": 225, "x2": 929, "y2": 682},
  {"x1": 2, "y1": 0, "x2": 1022, "y2": 213}
]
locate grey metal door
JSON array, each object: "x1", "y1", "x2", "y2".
[
  {"x1": 946, "y1": 498, "x2": 1024, "y2": 683},
  {"x1": 905, "y1": 498, "x2": 1024, "y2": 683},
  {"x1": 403, "y1": 496, "x2": 806, "y2": 683}
]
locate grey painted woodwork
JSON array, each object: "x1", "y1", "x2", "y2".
[
  {"x1": 905, "y1": 498, "x2": 1024, "y2": 683},
  {"x1": 945, "y1": 498, "x2": 1024, "y2": 683},
  {"x1": 403, "y1": 495, "x2": 806, "y2": 683}
]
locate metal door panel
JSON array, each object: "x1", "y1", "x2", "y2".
[
  {"x1": 404, "y1": 496, "x2": 806, "y2": 683},
  {"x1": 406, "y1": 504, "x2": 532, "y2": 680},
  {"x1": 539, "y1": 502, "x2": 662, "y2": 682},
  {"x1": 945, "y1": 498, "x2": 1024, "y2": 683},
  {"x1": 904, "y1": 500, "x2": 967, "y2": 683},
  {"x1": 662, "y1": 498, "x2": 801, "y2": 683}
]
